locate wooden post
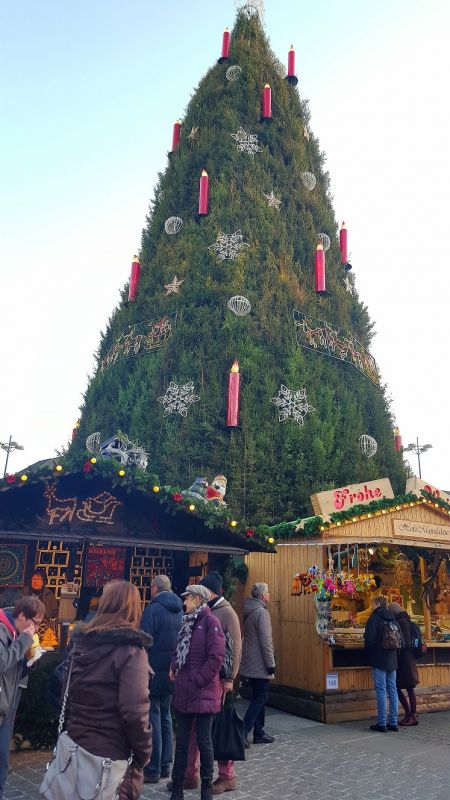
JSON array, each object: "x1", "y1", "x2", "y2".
[{"x1": 419, "y1": 556, "x2": 432, "y2": 641}]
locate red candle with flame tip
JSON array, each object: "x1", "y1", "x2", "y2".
[
  {"x1": 288, "y1": 45, "x2": 296, "y2": 77},
  {"x1": 262, "y1": 83, "x2": 272, "y2": 119},
  {"x1": 340, "y1": 222, "x2": 348, "y2": 265},
  {"x1": 128, "y1": 255, "x2": 140, "y2": 302},
  {"x1": 171, "y1": 120, "x2": 181, "y2": 153},
  {"x1": 221, "y1": 28, "x2": 230, "y2": 60},
  {"x1": 227, "y1": 359, "x2": 240, "y2": 427},
  {"x1": 198, "y1": 170, "x2": 209, "y2": 216},
  {"x1": 394, "y1": 427, "x2": 403, "y2": 452},
  {"x1": 315, "y1": 243, "x2": 326, "y2": 293}
]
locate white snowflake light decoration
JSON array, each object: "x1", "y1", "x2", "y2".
[
  {"x1": 164, "y1": 275, "x2": 185, "y2": 295},
  {"x1": 271, "y1": 385, "x2": 316, "y2": 426},
  {"x1": 86, "y1": 432, "x2": 101, "y2": 454},
  {"x1": 317, "y1": 233, "x2": 331, "y2": 251},
  {"x1": 165, "y1": 216, "x2": 183, "y2": 235},
  {"x1": 227, "y1": 295, "x2": 251, "y2": 316},
  {"x1": 359, "y1": 434, "x2": 378, "y2": 458},
  {"x1": 264, "y1": 191, "x2": 281, "y2": 210},
  {"x1": 301, "y1": 171, "x2": 316, "y2": 191},
  {"x1": 235, "y1": 0, "x2": 265, "y2": 20},
  {"x1": 231, "y1": 127, "x2": 261, "y2": 158},
  {"x1": 208, "y1": 230, "x2": 250, "y2": 262},
  {"x1": 158, "y1": 381, "x2": 200, "y2": 417},
  {"x1": 226, "y1": 65, "x2": 242, "y2": 82}
]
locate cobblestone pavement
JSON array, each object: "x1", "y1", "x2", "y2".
[{"x1": 6, "y1": 705, "x2": 450, "y2": 800}]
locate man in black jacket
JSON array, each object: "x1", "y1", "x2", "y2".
[
  {"x1": 141, "y1": 575, "x2": 182, "y2": 784},
  {"x1": 364, "y1": 595, "x2": 403, "y2": 733}
]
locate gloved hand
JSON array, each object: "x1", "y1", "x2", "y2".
[{"x1": 267, "y1": 666, "x2": 275, "y2": 675}]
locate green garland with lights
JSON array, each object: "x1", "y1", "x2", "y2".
[{"x1": 0, "y1": 453, "x2": 277, "y2": 549}]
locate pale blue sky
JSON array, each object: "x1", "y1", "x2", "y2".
[{"x1": 1, "y1": 0, "x2": 449, "y2": 489}]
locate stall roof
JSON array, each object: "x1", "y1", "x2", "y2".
[{"x1": 0, "y1": 472, "x2": 269, "y2": 554}]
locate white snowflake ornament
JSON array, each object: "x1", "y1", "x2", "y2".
[
  {"x1": 209, "y1": 231, "x2": 250, "y2": 262},
  {"x1": 271, "y1": 385, "x2": 316, "y2": 426},
  {"x1": 231, "y1": 128, "x2": 261, "y2": 158},
  {"x1": 158, "y1": 381, "x2": 200, "y2": 417}
]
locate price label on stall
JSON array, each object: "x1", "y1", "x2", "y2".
[{"x1": 326, "y1": 673, "x2": 339, "y2": 690}]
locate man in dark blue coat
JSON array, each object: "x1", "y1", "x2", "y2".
[
  {"x1": 364, "y1": 595, "x2": 403, "y2": 733},
  {"x1": 141, "y1": 575, "x2": 182, "y2": 784}
]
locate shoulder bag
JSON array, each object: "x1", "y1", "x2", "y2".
[{"x1": 39, "y1": 658, "x2": 131, "y2": 800}]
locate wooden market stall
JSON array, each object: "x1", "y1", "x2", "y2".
[
  {"x1": 245, "y1": 478, "x2": 450, "y2": 723},
  {"x1": 0, "y1": 469, "x2": 266, "y2": 638}
]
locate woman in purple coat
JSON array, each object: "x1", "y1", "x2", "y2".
[{"x1": 169, "y1": 585, "x2": 225, "y2": 800}]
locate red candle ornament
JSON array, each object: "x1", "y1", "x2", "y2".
[
  {"x1": 315, "y1": 243, "x2": 326, "y2": 294},
  {"x1": 288, "y1": 46, "x2": 295, "y2": 77},
  {"x1": 171, "y1": 120, "x2": 181, "y2": 154},
  {"x1": 340, "y1": 222, "x2": 349, "y2": 268},
  {"x1": 128, "y1": 255, "x2": 140, "y2": 302},
  {"x1": 227, "y1": 360, "x2": 240, "y2": 427},
  {"x1": 198, "y1": 169, "x2": 209, "y2": 216},
  {"x1": 262, "y1": 83, "x2": 272, "y2": 121},
  {"x1": 394, "y1": 427, "x2": 403, "y2": 452},
  {"x1": 218, "y1": 28, "x2": 230, "y2": 63}
]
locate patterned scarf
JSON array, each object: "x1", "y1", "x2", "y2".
[{"x1": 173, "y1": 603, "x2": 206, "y2": 675}]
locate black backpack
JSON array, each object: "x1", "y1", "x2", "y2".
[
  {"x1": 220, "y1": 631, "x2": 234, "y2": 679},
  {"x1": 409, "y1": 620, "x2": 427, "y2": 659}
]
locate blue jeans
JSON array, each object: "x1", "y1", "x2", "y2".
[
  {"x1": 0, "y1": 710, "x2": 14, "y2": 799},
  {"x1": 243, "y1": 678, "x2": 270, "y2": 737},
  {"x1": 145, "y1": 693, "x2": 174, "y2": 777},
  {"x1": 372, "y1": 668, "x2": 398, "y2": 727}
]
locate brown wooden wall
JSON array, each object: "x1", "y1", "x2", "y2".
[{"x1": 245, "y1": 544, "x2": 326, "y2": 692}]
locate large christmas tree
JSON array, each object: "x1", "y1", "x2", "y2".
[{"x1": 72, "y1": 7, "x2": 406, "y2": 525}]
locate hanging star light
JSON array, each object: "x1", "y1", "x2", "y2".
[
  {"x1": 301, "y1": 171, "x2": 316, "y2": 191},
  {"x1": 270, "y1": 385, "x2": 316, "y2": 426},
  {"x1": 209, "y1": 230, "x2": 250, "y2": 262},
  {"x1": 157, "y1": 381, "x2": 200, "y2": 417},
  {"x1": 164, "y1": 216, "x2": 183, "y2": 235},
  {"x1": 226, "y1": 65, "x2": 242, "y2": 82},
  {"x1": 164, "y1": 275, "x2": 185, "y2": 295},
  {"x1": 231, "y1": 127, "x2": 261, "y2": 158},
  {"x1": 188, "y1": 126, "x2": 199, "y2": 141},
  {"x1": 264, "y1": 191, "x2": 282, "y2": 210},
  {"x1": 303, "y1": 127, "x2": 310, "y2": 142}
]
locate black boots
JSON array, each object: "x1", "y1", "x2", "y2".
[
  {"x1": 200, "y1": 777, "x2": 213, "y2": 800},
  {"x1": 169, "y1": 777, "x2": 184, "y2": 800}
]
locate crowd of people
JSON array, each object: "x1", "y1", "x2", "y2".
[
  {"x1": 0, "y1": 573, "x2": 422, "y2": 800},
  {"x1": 0, "y1": 574, "x2": 276, "y2": 800}
]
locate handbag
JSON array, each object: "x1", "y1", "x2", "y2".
[
  {"x1": 39, "y1": 658, "x2": 131, "y2": 800},
  {"x1": 211, "y1": 694, "x2": 246, "y2": 762}
]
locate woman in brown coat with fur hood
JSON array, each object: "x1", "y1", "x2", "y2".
[{"x1": 66, "y1": 581, "x2": 152, "y2": 799}]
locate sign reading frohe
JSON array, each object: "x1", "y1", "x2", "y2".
[{"x1": 311, "y1": 477, "x2": 394, "y2": 516}]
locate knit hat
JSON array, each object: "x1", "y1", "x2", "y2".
[
  {"x1": 389, "y1": 602, "x2": 403, "y2": 615},
  {"x1": 181, "y1": 585, "x2": 211, "y2": 602},
  {"x1": 199, "y1": 571, "x2": 223, "y2": 596}
]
